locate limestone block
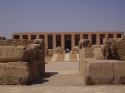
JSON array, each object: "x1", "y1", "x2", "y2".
[
  {"x1": 0, "y1": 39, "x2": 32, "y2": 46},
  {"x1": 0, "y1": 61, "x2": 43, "y2": 85},
  {"x1": 84, "y1": 60, "x2": 114, "y2": 85},
  {"x1": 93, "y1": 48, "x2": 104, "y2": 60},
  {"x1": 113, "y1": 61, "x2": 125, "y2": 84},
  {"x1": 0, "y1": 45, "x2": 39, "y2": 62}
]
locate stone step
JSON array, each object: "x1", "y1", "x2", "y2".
[
  {"x1": 70, "y1": 54, "x2": 77, "y2": 62},
  {"x1": 76, "y1": 54, "x2": 80, "y2": 61},
  {"x1": 52, "y1": 53, "x2": 79, "y2": 62},
  {"x1": 64, "y1": 53, "x2": 70, "y2": 62},
  {"x1": 56, "y1": 54, "x2": 65, "y2": 62},
  {"x1": 51, "y1": 54, "x2": 58, "y2": 62}
]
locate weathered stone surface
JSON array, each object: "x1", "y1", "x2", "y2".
[
  {"x1": 113, "y1": 61, "x2": 125, "y2": 84},
  {"x1": 0, "y1": 45, "x2": 40, "y2": 62},
  {"x1": 93, "y1": 48, "x2": 104, "y2": 60},
  {"x1": 85, "y1": 60, "x2": 114, "y2": 85},
  {"x1": 0, "y1": 39, "x2": 45, "y2": 84},
  {"x1": 53, "y1": 47, "x2": 63, "y2": 54},
  {"x1": 84, "y1": 60, "x2": 125, "y2": 85},
  {"x1": 115, "y1": 39, "x2": 125, "y2": 61},
  {"x1": 79, "y1": 39, "x2": 92, "y2": 49},
  {"x1": 0, "y1": 39, "x2": 32, "y2": 46},
  {"x1": 72, "y1": 46, "x2": 79, "y2": 53},
  {"x1": 0, "y1": 61, "x2": 42, "y2": 85},
  {"x1": 103, "y1": 38, "x2": 120, "y2": 60},
  {"x1": 79, "y1": 48, "x2": 95, "y2": 76}
]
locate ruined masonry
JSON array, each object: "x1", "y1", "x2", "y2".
[
  {"x1": 0, "y1": 39, "x2": 45, "y2": 85},
  {"x1": 79, "y1": 38, "x2": 125, "y2": 85}
]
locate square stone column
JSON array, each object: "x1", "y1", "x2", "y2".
[
  {"x1": 80, "y1": 34, "x2": 83, "y2": 40},
  {"x1": 96, "y1": 34, "x2": 100, "y2": 45},
  {"x1": 20, "y1": 35, "x2": 23, "y2": 40},
  {"x1": 53, "y1": 34, "x2": 56, "y2": 49},
  {"x1": 45, "y1": 34, "x2": 48, "y2": 49},
  {"x1": 88, "y1": 34, "x2": 91, "y2": 41},
  {"x1": 61, "y1": 34, "x2": 64, "y2": 50},
  {"x1": 36, "y1": 34, "x2": 39, "y2": 39},
  {"x1": 71, "y1": 34, "x2": 75, "y2": 49},
  {"x1": 113, "y1": 34, "x2": 117, "y2": 38},
  {"x1": 28, "y1": 35, "x2": 31, "y2": 41},
  {"x1": 105, "y1": 33, "x2": 108, "y2": 38}
]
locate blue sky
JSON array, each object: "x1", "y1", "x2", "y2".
[{"x1": 0, "y1": 0, "x2": 125, "y2": 38}]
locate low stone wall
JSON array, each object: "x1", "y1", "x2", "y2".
[
  {"x1": 84, "y1": 60, "x2": 125, "y2": 85},
  {"x1": 0, "y1": 39, "x2": 45, "y2": 85},
  {"x1": 0, "y1": 39, "x2": 32, "y2": 46}
]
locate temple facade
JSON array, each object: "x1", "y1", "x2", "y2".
[{"x1": 12, "y1": 32, "x2": 124, "y2": 51}]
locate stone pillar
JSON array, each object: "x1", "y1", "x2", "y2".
[
  {"x1": 88, "y1": 34, "x2": 91, "y2": 41},
  {"x1": 28, "y1": 35, "x2": 31, "y2": 41},
  {"x1": 36, "y1": 34, "x2": 39, "y2": 39},
  {"x1": 45, "y1": 34, "x2": 48, "y2": 49},
  {"x1": 53, "y1": 34, "x2": 56, "y2": 49},
  {"x1": 61, "y1": 34, "x2": 64, "y2": 50},
  {"x1": 113, "y1": 34, "x2": 117, "y2": 38},
  {"x1": 20, "y1": 35, "x2": 23, "y2": 40},
  {"x1": 105, "y1": 33, "x2": 108, "y2": 38},
  {"x1": 96, "y1": 33, "x2": 100, "y2": 45},
  {"x1": 72, "y1": 34, "x2": 75, "y2": 49},
  {"x1": 80, "y1": 34, "x2": 83, "y2": 40}
]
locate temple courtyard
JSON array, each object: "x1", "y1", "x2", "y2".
[{"x1": 0, "y1": 62, "x2": 125, "y2": 93}]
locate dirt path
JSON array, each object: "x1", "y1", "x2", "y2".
[{"x1": 0, "y1": 62, "x2": 125, "y2": 93}]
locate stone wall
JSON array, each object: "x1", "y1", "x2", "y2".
[
  {"x1": 79, "y1": 39, "x2": 125, "y2": 85},
  {"x1": 12, "y1": 32, "x2": 124, "y2": 51},
  {"x1": 0, "y1": 39, "x2": 45, "y2": 85},
  {"x1": 84, "y1": 60, "x2": 125, "y2": 85}
]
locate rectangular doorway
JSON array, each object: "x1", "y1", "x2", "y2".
[{"x1": 64, "y1": 35, "x2": 71, "y2": 52}]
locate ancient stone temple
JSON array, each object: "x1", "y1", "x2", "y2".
[
  {"x1": 12, "y1": 32, "x2": 124, "y2": 51},
  {"x1": 0, "y1": 37, "x2": 6, "y2": 40}
]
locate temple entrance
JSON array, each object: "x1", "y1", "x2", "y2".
[
  {"x1": 65, "y1": 40, "x2": 71, "y2": 52},
  {"x1": 64, "y1": 35, "x2": 71, "y2": 52}
]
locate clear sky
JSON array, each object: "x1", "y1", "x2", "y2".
[{"x1": 0, "y1": 0, "x2": 125, "y2": 38}]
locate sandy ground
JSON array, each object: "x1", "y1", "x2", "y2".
[{"x1": 0, "y1": 62, "x2": 125, "y2": 93}]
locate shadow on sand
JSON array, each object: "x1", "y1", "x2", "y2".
[{"x1": 32, "y1": 72, "x2": 59, "y2": 85}]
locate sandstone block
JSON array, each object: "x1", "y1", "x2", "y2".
[
  {"x1": 84, "y1": 60, "x2": 114, "y2": 85},
  {"x1": 113, "y1": 61, "x2": 125, "y2": 84}
]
